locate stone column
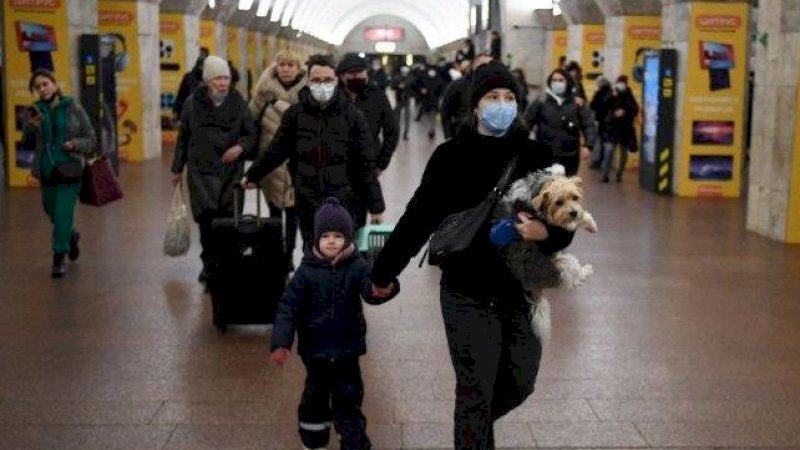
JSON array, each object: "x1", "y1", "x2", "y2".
[
  {"x1": 138, "y1": 0, "x2": 161, "y2": 160},
  {"x1": 747, "y1": 0, "x2": 800, "y2": 242},
  {"x1": 500, "y1": 0, "x2": 548, "y2": 94},
  {"x1": 69, "y1": 0, "x2": 99, "y2": 98},
  {"x1": 560, "y1": 0, "x2": 606, "y2": 99}
]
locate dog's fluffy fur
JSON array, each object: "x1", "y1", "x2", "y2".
[{"x1": 495, "y1": 164, "x2": 597, "y2": 340}]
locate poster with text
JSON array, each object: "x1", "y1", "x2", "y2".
[
  {"x1": 676, "y1": 2, "x2": 748, "y2": 197},
  {"x1": 550, "y1": 29, "x2": 567, "y2": 71},
  {"x1": 159, "y1": 12, "x2": 185, "y2": 148},
  {"x1": 2, "y1": 0, "x2": 70, "y2": 187},
  {"x1": 581, "y1": 24, "x2": 604, "y2": 101},
  {"x1": 99, "y1": 1, "x2": 143, "y2": 162},
  {"x1": 787, "y1": 66, "x2": 800, "y2": 242}
]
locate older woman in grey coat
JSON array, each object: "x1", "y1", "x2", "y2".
[{"x1": 171, "y1": 55, "x2": 257, "y2": 283}]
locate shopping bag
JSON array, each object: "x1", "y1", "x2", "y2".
[
  {"x1": 79, "y1": 156, "x2": 124, "y2": 206},
  {"x1": 163, "y1": 185, "x2": 191, "y2": 257}
]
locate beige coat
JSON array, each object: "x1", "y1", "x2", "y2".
[{"x1": 249, "y1": 64, "x2": 306, "y2": 208}]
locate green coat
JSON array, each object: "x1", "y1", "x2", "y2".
[{"x1": 26, "y1": 97, "x2": 97, "y2": 181}]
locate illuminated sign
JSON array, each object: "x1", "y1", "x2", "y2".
[{"x1": 364, "y1": 26, "x2": 404, "y2": 42}]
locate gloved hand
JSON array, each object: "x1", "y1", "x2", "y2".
[{"x1": 271, "y1": 348, "x2": 291, "y2": 365}]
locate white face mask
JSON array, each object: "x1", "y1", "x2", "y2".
[
  {"x1": 427, "y1": 70, "x2": 437, "y2": 78},
  {"x1": 615, "y1": 82, "x2": 627, "y2": 92},
  {"x1": 309, "y1": 82, "x2": 335, "y2": 103},
  {"x1": 550, "y1": 81, "x2": 567, "y2": 95}
]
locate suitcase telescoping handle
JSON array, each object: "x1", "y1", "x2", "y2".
[{"x1": 233, "y1": 183, "x2": 262, "y2": 228}]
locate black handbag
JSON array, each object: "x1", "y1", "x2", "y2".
[
  {"x1": 426, "y1": 155, "x2": 518, "y2": 266},
  {"x1": 53, "y1": 160, "x2": 84, "y2": 183}
]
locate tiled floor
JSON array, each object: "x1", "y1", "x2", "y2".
[{"x1": 2, "y1": 117, "x2": 800, "y2": 449}]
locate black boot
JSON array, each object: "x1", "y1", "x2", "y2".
[
  {"x1": 51, "y1": 254, "x2": 66, "y2": 278},
  {"x1": 68, "y1": 231, "x2": 80, "y2": 261}
]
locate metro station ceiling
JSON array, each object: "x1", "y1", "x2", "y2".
[{"x1": 258, "y1": 0, "x2": 471, "y2": 48}]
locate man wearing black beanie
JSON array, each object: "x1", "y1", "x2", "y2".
[{"x1": 337, "y1": 53, "x2": 398, "y2": 174}]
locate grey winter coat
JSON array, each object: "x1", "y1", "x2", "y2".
[
  {"x1": 27, "y1": 99, "x2": 97, "y2": 181},
  {"x1": 249, "y1": 64, "x2": 306, "y2": 208},
  {"x1": 171, "y1": 86, "x2": 257, "y2": 221}
]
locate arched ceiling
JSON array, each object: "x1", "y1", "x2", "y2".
[{"x1": 256, "y1": 0, "x2": 471, "y2": 48}]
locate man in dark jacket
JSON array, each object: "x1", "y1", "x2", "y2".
[
  {"x1": 241, "y1": 54, "x2": 385, "y2": 249},
  {"x1": 337, "y1": 53, "x2": 399, "y2": 172},
  {"x1": 173, "y1": 47, "x2": 209, "y2": 122},
  {"x1": 171, "y1": 55, "x2": 257, "y2": 282},
  {"x1": 440, "y1": 53, "x2": 492, "y2": 139},
  {"x1": 391, "y1": 65, "x2": 414, "y2": 140}
]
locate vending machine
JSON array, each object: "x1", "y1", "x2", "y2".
[
  {"x1": 639, "y1": 49, "x2": 677, "y2": 194},
  {"x1": 79, "y1": 34, "x2": 119, "y2": 175}
]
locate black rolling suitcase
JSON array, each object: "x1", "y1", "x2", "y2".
[{"x1": 207, "y1": 188, "x2": 288, "y2": 333}]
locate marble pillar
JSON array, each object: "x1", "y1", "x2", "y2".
[
  {"x1": 68, "y1": 0, "x2": 99, "y2": 98},
  {"x1": 747, "y1": 0, "x2": 800, "y2": 242},
  {"x1": 138, "y1": 0, "x2": 161, "y2": 160}
]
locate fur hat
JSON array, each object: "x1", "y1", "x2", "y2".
[
  {"x1": 336, "y1": 53, "x2": 368, "y2": 74},
  {"x1": 203, "y1": 55, "x2": 231, "y2": 82},
  {"x1": 470, "y1": 60, "x2": 520, "y2": 109},
  {"x1": 314, "y1": 197, "x2": 354, "y2": 243}
]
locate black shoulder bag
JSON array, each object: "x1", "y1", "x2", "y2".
[{"x1": 425, "y1": 155, "x2": 518, "y2": 266}]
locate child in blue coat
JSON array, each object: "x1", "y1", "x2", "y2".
[{"x1": 270, "y1": 197, "x2": 398, "y2": 450}]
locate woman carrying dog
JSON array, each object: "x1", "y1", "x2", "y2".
[
  {"x1": 369, "y1": 61, "x2": 575, "y2": 450},
  {"x1": 25, "y1": 69, "x2": 97, "y2": 278}
]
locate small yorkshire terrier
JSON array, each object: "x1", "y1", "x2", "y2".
[{"x1": 494, "y1": 164, "x2": 597, "y2": 340}]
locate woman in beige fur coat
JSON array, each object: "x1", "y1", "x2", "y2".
[{"x1": 250, "y1": 50, "x2": 306, "y2": 271}]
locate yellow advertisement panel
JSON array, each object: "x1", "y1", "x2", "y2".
[
  {"x1": 2, "y1": 0, "x2": 71, "y2": 187},
  {"x1": 550, "y1": 29, "x2": 568, "y2": 71},
  {"x1": 622, "y1": 16, "x2": 661, "y2": 169},
  {"x1": 199, "y1": 19, "x2": 217, "y2": 55},
  {"x1": 99, "y1": 1, "x2": 143, "y2": 163},
  {"x1": 227, "y1": 26, "x2": 241, "y2": 68},
  {"x1": 160, "y1": 12, "x2": 185, "y2": 148},
  {"x1": 787, "y1": 67, "x2": 800, "y2": 242},
  {"x1": 676, "y1": 3, "x2": 748, "y2": 197},
  {"x1": 581, "y1": 24, "x2": 604, "y2": 100}
]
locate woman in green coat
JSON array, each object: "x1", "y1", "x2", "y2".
[{"x1": 25, "y1": 69, "x2": 97, "y2": 278}]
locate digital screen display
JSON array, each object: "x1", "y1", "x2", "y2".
[
  {"x1": 690, "y1": 155, "x2": 733, "y2": 180},
  {"x1": 641, "y1": 54, "x2": 660, "y2": 165},
  {"x1": 699, "y1": 41, "x2": 735, "y2": 70},
  {"x1": 692, "y1": 120, "x2": 734, "y2": 145},
  {"x1": 15, "y1": 21, "x2": 57, "y2": 52}
]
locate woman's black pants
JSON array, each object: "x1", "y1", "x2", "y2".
[{"x1": 440, "y1": 286, "x2": 542, "y2": 450}]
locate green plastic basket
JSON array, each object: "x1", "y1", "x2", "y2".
[{"x1": 355, "y1": 224, "x2": 395, "y2": 258}]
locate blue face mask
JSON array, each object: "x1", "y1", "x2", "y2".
[{"x1": 480, "y1": 101, "x2": 517, "y2": 136}]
